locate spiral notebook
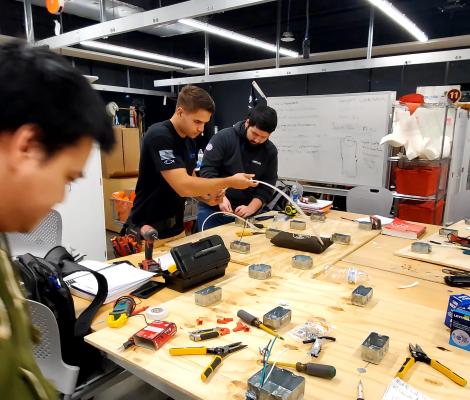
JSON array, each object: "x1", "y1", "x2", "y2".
[{"x1": 64, "y1": 260, "x2": 156, "y2": 304}]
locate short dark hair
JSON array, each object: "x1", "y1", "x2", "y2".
[
  {"x1": 247, "y1": 105, "x2": 277, "y2": 133},
  {"x1": 0, "y1": 41, "x2": 114, "y2": 156},
  {"x1": 176, "y1": 85, "x2": 215, "y2": 114}
]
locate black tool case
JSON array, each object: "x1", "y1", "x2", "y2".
[{"x1": 166, "y1": 235, "x2": 230, "y2": 292}]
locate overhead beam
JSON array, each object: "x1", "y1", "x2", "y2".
[
  {"x1": 35, "y1": 0, "x2": 276, "y2": 49},
  {"x1": 182, "y1": 34, "x2": 470, "y2": 75},
  {"x1": 92, "y1": 84, "x2": 174, "y2": 97},
  {"x1": 57, "y1": 47, "x2": 182, "y2": 72},
  {"x1": 154, "y1": 48, "x2": 470, "y2": 86}
]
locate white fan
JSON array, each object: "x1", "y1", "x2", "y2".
[{"x1": 106, "y1": 102, "x2": 119, "y2": 117}]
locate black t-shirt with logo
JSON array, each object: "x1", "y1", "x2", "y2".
[{"x1": 130, "y1": 120, "x2": 197, "y2": 238}]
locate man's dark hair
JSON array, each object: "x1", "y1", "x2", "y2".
[
  {"x1": 176, "y1": 85, "x2": 215, "y2": 114},
  {"x1": 247, "y1": 105, "x2": 277, "y2": 133},
  {"x1": 0, "y1": 41, "x2": 114, "y2": 156}
]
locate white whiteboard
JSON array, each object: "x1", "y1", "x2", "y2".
[{"x1": 268, "y1": 91, "x2": 394, "y2": 186}]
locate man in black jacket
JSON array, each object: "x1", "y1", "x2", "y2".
[{"x1": 197, "y1": 105, "x2": 278, "y2": 230}]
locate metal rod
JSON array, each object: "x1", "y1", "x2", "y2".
[
  {"x1": 204, "y1": 31, "x2": 210, "y2": 76},
  {"x1": 100, "y1": 0, "x2": 106, "y2": 22},
  {"x1": 126, "y1": 67, "x2": 131, "y2": 88},
  {"x1": 367, "y1": 6, "x2": 374, "y2": 60},
  {"x1": 154, "y1": 48, "x2": 470, "y2": 86},
  {"x1": 276, "y1": 0, "x2": 281, "y2": 68},
  {"x1": 23, "y1": 0, "x2": 35, "y2": 43}
]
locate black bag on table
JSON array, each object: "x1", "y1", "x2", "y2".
[
  {"x1": 270, "y1": 231, "x2": 333, "y2": 254},
  {"x1": 14, "y1": 246, "x2": 108, "y2": 384}
]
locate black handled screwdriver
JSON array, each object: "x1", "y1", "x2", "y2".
[{"x1": 267, "y1": 361, "x2": 336, "y2": 379}]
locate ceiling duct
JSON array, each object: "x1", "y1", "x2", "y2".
[{"x1": 18, "y1": 0, "x2": 200, "y2": 37}]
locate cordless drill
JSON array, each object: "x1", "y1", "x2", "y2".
[{"x1": 138, "y1": 225, "x2": 161, "y2": 272}]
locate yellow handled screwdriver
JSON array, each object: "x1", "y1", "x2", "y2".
[
  {"x1": 237, "y1": 309, "x2": 284, "y2": 340},
  {"x1": 396, "y1": 343, "x2": 467, "y2": 387}
]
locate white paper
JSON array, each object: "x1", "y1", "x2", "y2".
[
  {"x1": 155, "y1": 252, "x2": 176, "y2": 271},
  {"x1": 382, "y1": 378, "x2": 434, "y2": 400},
  {"x1": 296, "y1": 199, "x2": 333, "y2": 211},
  {"x1": 65, "y1": 261, "x2": 155, "y2": 303},
  {"x1": 355, "y1": 215, "x2": 394, "y2": 225}
]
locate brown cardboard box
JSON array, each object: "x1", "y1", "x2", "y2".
[
  {"x1": 101, "y1": 127, "x2": 140, "y2": 178},
  {"x1": 103, "y1": 177, "x2": 138, "y2": 232},
  {"x1": 122, "y1": 128, "x2": 140, "y2": 174}
]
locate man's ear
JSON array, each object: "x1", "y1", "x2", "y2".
[
  {"x1": 244, "y1": 119, "x2": 249, "y2": 129},
  {"x1": 8, "y1": 124, "x2": 45, "y2": 167},
  {"x1": 175, "y1": 106, "x2": 184, "y2": 117}
]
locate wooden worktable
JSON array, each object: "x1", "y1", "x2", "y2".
[
  {"x1": 394, "y1": 220, "x2": 470, "y2": 273},
  {"x1": 86, "y1": 270, "x2": 470, "y2": 400},
  {"x1": 82, "y1": 210, "x2": 470, "y2": 400}
]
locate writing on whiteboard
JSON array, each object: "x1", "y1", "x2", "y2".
[{"x1": 268, "y1": 92, "x2": 394, "y2": 186}]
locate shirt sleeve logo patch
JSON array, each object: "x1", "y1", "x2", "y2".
[
  {"x1": 159, "y1": 149, "x2": 176, "y2": 165},
  {"x1": 205, "y1": 143, "x2": 213, "y2": 151}
]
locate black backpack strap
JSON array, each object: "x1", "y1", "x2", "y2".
[
  {"x1": 44, "y1": 245, "x2": 75, "y2": 264},
  {"x1": 45, "y1": 246, "x2": 109, "y2": 337},
  {"x1": 60, "y1": 260, "x2": 108, "y2": 337}
]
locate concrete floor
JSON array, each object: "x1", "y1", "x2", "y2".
[{"x1": 94, "y1": 375, "x2": 172, "y2": 400}]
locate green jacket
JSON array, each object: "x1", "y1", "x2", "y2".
[{"x1": 0, "y1": 234, "x2": 57, "y2": 399}]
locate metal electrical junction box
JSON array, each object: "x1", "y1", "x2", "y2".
[
  {"x1": 194, "y1": 285, "x2": 222, "y2": 307},
  {"x1": 361, "y1": 332, "x2": 389, "y2": 364},
  {"x1": 246, "y1": 366, "x2": 305, "y2": 400},
  {"x1": 263, "y1": 306, "x2": 292, "y2": 329}
]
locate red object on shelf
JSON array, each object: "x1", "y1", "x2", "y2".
[
  {"x1": 395, "y1": 167, "x2": 441, "y2": 196},
  {"x1": 398, "y1": 200, "x2": 444, "y2": 225}
]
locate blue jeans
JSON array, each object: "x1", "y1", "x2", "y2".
[{"x1": 196, "y1": 203, "x2": 234, "y2": 232}]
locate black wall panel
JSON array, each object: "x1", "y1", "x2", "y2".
[
  {"x1": 257, "y1": 75, "x2": 308, "y2": 97},
  {"x1": 370, "y1": 66, "x2": 403, "y2": 93},
  {"x1": 307, "y1": 69, "x2": 370, "y2": 95},
  {"x1": 210, "y1": 79, "x2": 251, "y2": 129},
  {"x1": 401, "y1": 62, "x2": 448, "y2": 95},
  {"x1": 90, "y1": 61, "x2": 128, "y2": 87},
  {"x1": 448, "y1": 60, "x2": 470, "y2": 85}
]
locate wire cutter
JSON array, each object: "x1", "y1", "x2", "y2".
[
  {"x1": 396, "y1": 344, "x2": 467, "y2": 386},
  {"x1": 169, "y1": 342, "x2": 247, "y2": 381}
]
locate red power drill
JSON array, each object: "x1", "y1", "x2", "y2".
[{"x1": 139, "y1": 225, "x2": 161, "y2": 272}]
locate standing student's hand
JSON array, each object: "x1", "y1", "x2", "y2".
[
  {"x1": 228, "y1": 173, "x2": 257, "y2": 189},
  {"x1": 234, "y1": 204, "x2": 256, "y2": 218},
  {"x1": 219, "y1": 196, "x2": 233, "y2": 213}
]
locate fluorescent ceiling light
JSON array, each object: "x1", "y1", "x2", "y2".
[
  {"x1": 178, "y1": 18, "x2": 299, "y2": 58},
  {"x1": 367, "y1": 0, "x2": 428, "y2": 42},
  {"x1": 80, "y1": 40, "x2": 205, "y2": 68}
]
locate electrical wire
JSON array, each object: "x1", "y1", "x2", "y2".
[
  {"x1": 201, "y1": 211, "x2": 259, "y2": 232},
  {"x1": 286, "y1": 0, "x2": 292, "y2": 32},
  {"x1": 252, "y1": 180, "x2": 323, "y2": 244},
  {"x1": 252, "y1": 180, "x2": 308, "y2": 219},
  {"x1": 131, "y1": 312, "x2": 150, "y2": 325},
  {"x1": 263, "y1": 348, "x2": 288, "y2": 384},
  {"x1": 305, "y1": 0, "x2": 310, "y2": 40},
  {"x1": 260, "y1": 336, "x2": 278, "y2": 387}
]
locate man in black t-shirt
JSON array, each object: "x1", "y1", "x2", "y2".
[{"x1": 129, "y1": 85, "x2": 256, "y2": 239}]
